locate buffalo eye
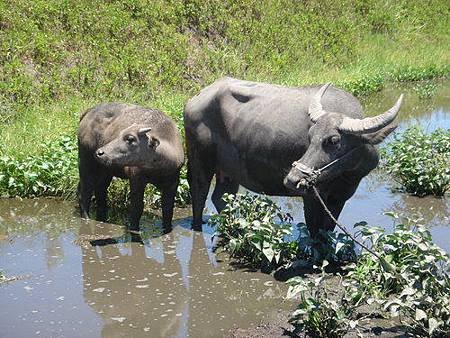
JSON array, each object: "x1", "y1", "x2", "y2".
[
  {"x1": 125, "y1": 135, "x2": 136, "y2": 145},
  {"x1": 325, "y1": 135, "x2": 341, "y2": 147}
]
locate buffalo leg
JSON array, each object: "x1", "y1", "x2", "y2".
[
  {"x1": 160, "y1": 177, "x2": 179, "y2": 232},
  {"x1": 303, "y1": 194, "x2": 326, "y2": 238},
  {"x1": 188, "y1": 161, "x2": 214, "y2": 230},
  {"x1": 211, "y1": 176, "x2": 239, "y2": 213},
  {"x1": 186, "y1": 133, "x2": 215, "y2": 230},
  {"x1": 128, "y1": 177, "x2": 146, "y2": 231},
  {"x1": 94, "y1": 174, "x2": 112, "y2": 222},
  {"x1": 78, "y1": 149, "x2": 97, "y2": 219},
  {"x1": 303, "y1": 184, "x2": 354, "y2": 237},
  {"x1": 303, "y1": 192, "x2": 345, "y2": 238}
]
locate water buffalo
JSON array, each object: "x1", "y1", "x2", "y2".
[
  {"x1": 78, "y1": 103, "x2": 184, "y2": 231},
  {"x1": 184, "y1": 77, "x2": 402, "y2": 235}
]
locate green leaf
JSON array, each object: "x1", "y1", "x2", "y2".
[
  {"x1": 428, "y1": 317, "x2": 439, "y2": 335},
  {"x1": 415, "y1": 308, "x2": 427, "y2": 321}
]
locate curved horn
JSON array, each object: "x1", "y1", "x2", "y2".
[
  {"x1": 308, "y1": 83, "x2": 332, "y2": 122},
  {"x1": 339, "y1": 94, "x2": 404, "y2": 134}
]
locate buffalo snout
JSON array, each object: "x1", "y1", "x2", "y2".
[{"x1": 283, "y1": 168, "x2": 309, "y2": 194}]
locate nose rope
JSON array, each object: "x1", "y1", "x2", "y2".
[
  {"x1": 311, "y1": 185, "x2": 398, "y2": 274},
  {"x1": 292, "y1": 146, "x2": 363, "y2": 188}
]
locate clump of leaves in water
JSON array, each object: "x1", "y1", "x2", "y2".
[
  {"x1": 288, "y1": 213, "x2": 450, "y2": 337},
  {"x1": 296, "y1": 223, "x2": 357, "y2": 266},
  {"x1": 209, "y1": 193, "x2": 297, "y2": 269},
  {"x1": 347, "y1": 214, "x2": 450, "y2": 337},
  {"x1": 381, "y1": 126, "x2": 450, "y2": 196},
  {"x1": 287, "y1": 260, "x2": 360, "y2": 338},
  {"x1": 413, "y1": 81, "x2": 438, "y2": 99},
  {"x1": 0, "y1": 136, "x2": 78, "y2": 198}
]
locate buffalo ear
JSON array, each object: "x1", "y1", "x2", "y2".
[
  {"x1": 148, "y1": 136, "x2": 160, "y2": 149},
  {"x1": 360, "y1": 121, "x2": 398, "y2": 145}
]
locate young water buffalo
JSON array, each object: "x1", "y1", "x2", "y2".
[
  {"x1": 78, "y1": 103, "x2": 184, "y2": 231},
  {"x1": 184, "y1": 77, "x2": 403, "y2": 235}
]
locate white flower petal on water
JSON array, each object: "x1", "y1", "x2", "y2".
[{"x1": 111, "y1": 317, "x2": 126, "y2": 323}]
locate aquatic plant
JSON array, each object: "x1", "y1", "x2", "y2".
[
  {"x1": 381, "y1": 126, "x2": 450, "y2": 196},
  {"x1": 288, "y1": 213, "x2": 450, "y2": 337},
  {"x1": 413, "y1": 81, "x2": 438, "y2": 99},
  {"x1": 340, "y1": 72, "x2": 385, "y2": 96},
  {"x1": 209, "y1": 193, "x2": 297, "y2": 268},
  {"x1": 287, "y1": 260, "x2": 360, "y2": 338},
  {"x1": 0, "y1": 134, "x2": 191, "y2": 214},
  {"x1": 0, "y1": 135, "x2": 78, "y2": 198},
  {"x1": 296, "y1": 223, "x2": 357, "y2": 265}
]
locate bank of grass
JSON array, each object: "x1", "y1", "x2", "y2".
[{"x1": 0, "y1": 0, "x2": 449, "y2": 199}]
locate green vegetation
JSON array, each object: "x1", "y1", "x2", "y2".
[
  {"x1": 211, "y1": 194, "x2": 449, "y2": 337},
  {"x1": 287, "y1": 261, "x2": 359, "y2": 338},
  {"x1": 382, "y1": 126, "x2": 450, "y2": 196},
  {"x1": 209, "y1": 193, "x2": 297, "y2": 269},
  {"x1": 209, "y1": 193, "x2": 357, "y2": 270},
  {"x1": 287, "y1": 215, "x2": 450, "y2": 337},
  {"x1": 0, "y1": 136, "x2": 77, "y2": 198},
  {"x1": 1, "y1": 0, "x2": 449, "y2": 156}
]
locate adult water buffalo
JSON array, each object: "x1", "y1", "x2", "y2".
[
  {"x1": 184, "y1": 77, "x2": 402, "y2": 234},
  {"x1": 78, "y1": 103, "x2": 184, "y2": 231}
]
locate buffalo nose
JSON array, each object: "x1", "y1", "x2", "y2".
[{"x1": 96, "y1": 149, "x2": 105, "y2": 157}]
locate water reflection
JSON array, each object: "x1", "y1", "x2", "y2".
[{"x1": 77, "y1": 220, "x2": 287, "y2": 337}]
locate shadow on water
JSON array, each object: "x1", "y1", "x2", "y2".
[{"x1": 0, "y1": 80, "x2": 449, "y2": 337}]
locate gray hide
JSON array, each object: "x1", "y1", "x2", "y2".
[
  {"x1": 184, "y1": 77, "x2": 402, "y2": 235},
  {"x1": 78, "y1": 103, "x2": 184, "y2": 231}
]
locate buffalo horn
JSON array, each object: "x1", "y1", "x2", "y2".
[
  {"x1": 308, "y1": 83, "x2": 332, "y2": 122},
  {"x1": 339, "y1": 94, "x2": 404, "y2": 134}
]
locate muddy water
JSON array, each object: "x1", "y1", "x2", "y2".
[
  {"x1": 1, "y1": 80, "x2": 449, "y2": 337},
  {"x1": 0, "y1": 200, "x2": 291, "y2": 337}
]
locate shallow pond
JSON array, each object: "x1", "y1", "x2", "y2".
[{"x1": 1, "y1": 80, "x2": 449, "y2": 337}]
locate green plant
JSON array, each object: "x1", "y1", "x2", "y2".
[
  {"x1": 209, "y1": 193, "x2": 297, "y2": 268},
  {"x1": 414, "y1": 81, "x2": 438, "y2": 99},
  {"x1": 295, "y1": 223, "x2": 357, "y2": 266},
  {"x1": 341, "y1": 72, "x2": 385, "y2": 96},
  {"x1": 381, "y1": 126, "x2": 450, "y2": 196},
  {"x1": 345, "y1": 214, "x2": 450, "y2": 337},
  {"x1": 287, "y1": 260, "x2": 359, "y2": 338},
  {"x1": 0, "y1": 135, "x2": 78, "y2": 198}
]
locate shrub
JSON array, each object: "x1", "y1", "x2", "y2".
[
  {"x1": 209, "y1": 193, "x2": 297, "y2": 269},
  {"x1": 0, "y1": 136, "x2": 78, "y2": 198},
  {"x1": 287, "y1": 214, "x2": 450, "y2": 337},
  {"x1": 381, "y1": 126, "x2": 450, "y2": 196},
  {"x1": 340, "y1": 72, "x2": 385, "y2": 96},
  {"x1": 391, "y1": 65, "x2": 448, "y2": 82},
  {"x1": 414, "y1": 81, "x2": 438, "y2": 99},
  {"x1": 287, "y1": 260, "x2": 359, "y2": 338},
  {"x1": 0, "y1": 135, "x2": 190, "y2": 213},
  {"x1": 346, "y1": 215, "x2": 450, "y2": 337},
  {"x1": 296, "y1": 223, "x2": 357, "y2": 265}
]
